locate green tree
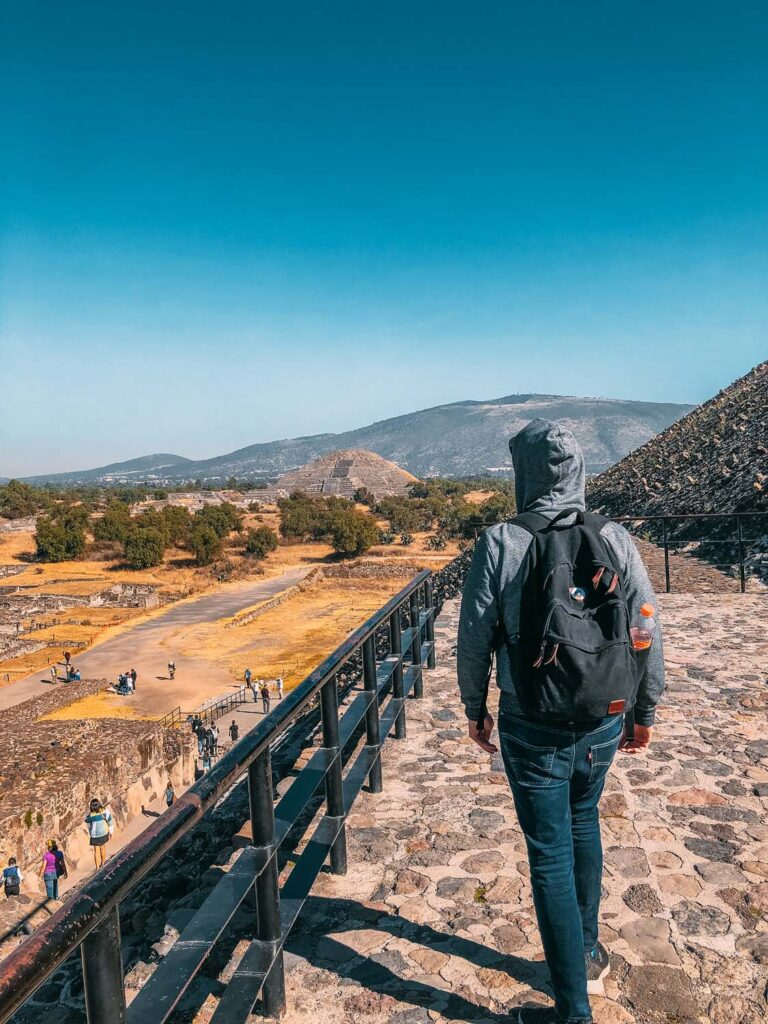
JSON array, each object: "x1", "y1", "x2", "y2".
[
  {"x1": 479, "y1": 492, "x2": 517, "y2": 523},
  {"x1": 92, "y1": 502, "x2": 133, "y2": 543},
  {"x1": 34, "y1": 509, "x2": 87, "y2": 561},
  {"x1": 244, "y1": 526, "x2": 279, "y2": 558},
  {"x1": 189, "y1": 524, "x2": 223, "y2": 565},
  {"x1": 0, "y1": 480, "x2": 45, "y2": 519},
  {"x1": 124, "y1": 527, "x2": 165, "y2": 569},
  {"x1": 194, "y1": 502, "x2": 243, "y2": 538},
  {"x1": 328, "y1": 509, "x2": 380, "y2": 557},
  {"x1": 161, "y1": 506, "x2": 193, "y2": 546}
]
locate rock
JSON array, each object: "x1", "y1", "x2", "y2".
[
  {"x1": 435, "y1": 876, "x2": 482, "y2": 901},
  {"x1": 707, "y1": 995, "x2": 766, "y2": 1024},
  {"x1": 326, "y1": 929, "x2": 389, "y2": 955},
  {"x1": 408, "y1": 948, "x2": 449, "y2": 974},
  {"x1": 393, "y1": 869, "x2": 430, "y2": 895},
  {"x1": 671, "y1": 900, "x2": 731, "y2": 936},
  {"x1": 694, "y1": 861, "x2": 747, "y2": 886},
  {"x1": 658, "y1": 873, "x2": 701, "y2": 899},
  {"x1": 124, "y1": 959, "x2": 154, "y2": 991},
  {"x1": 459, "y1": 850, "x2": 505, "y2": 875},
  {"x1": 667, "y1": 787, "x2": 728, "y2": 806},
  {"x1": 622, "y1": 964, "x2": 699, "y2": 1017},
  {"x1": 622, "y1": 884, "x2": 663, "y2": 915},
  {"x1": 683, "y1": 837, "x2": 738, "y2": 863},
  {"x1": 649, "y1": 850, "x2": 683, "y2": 870},
  {"x1": 735, "y1": 932, "x2": 768, "y2": 964},
  {"x1": 601, "y1": 793, "x2": 628, "y2": 817},
  {"x1": 468, "y1": 808, "x2": 505, "y2": 835},
  {"x1": 491, "y1": 922, "x2": 526, "y2": 953},
  {"x1": 484, "y1": 876, "x2": 522, "y2": 905},
  {"x1": 590, "y1": 996, "x2": 636, "y2": 1023},
  {"x1": 620, "y1": 917, "x2": 680, "y2": 965},
  {"x1": 604, "y1": 846, "x2": 650, "y2": 880}
]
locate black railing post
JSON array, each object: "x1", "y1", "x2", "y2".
[
  {"x1": 389, "y1": 609, "x2": 406, "y2": 739},
  {"x1": 362, "y1": 636, "x2": 383, "y2": 793},
  {"x1": 247, "y1": 749, "x2": 286, "y2": 1018},
  {"x1": 81, "y1": 906, "x2": 126, "y2": 1024},
  {"x1": 409, "y1": 592, "x2": 423, "y2": 698},
  {"x1": 424, "y1": 578, "x2": 436, "y2": 669},
  {"x1": 662, "y1": 517, "x2": 671, "y2": 594},
  {"x1": 737, "y1": 514, "x2": 746, "y2": 593},
  {"x1": 319, "y1": 676, "x2": 348, "y2": 874}
]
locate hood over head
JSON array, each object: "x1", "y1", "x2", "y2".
[{"x1": 509, "y1": 418, "x2": 586, "y2": 512}]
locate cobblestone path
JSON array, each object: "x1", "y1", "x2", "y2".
[{"x1": 276, "y1": 594, "x2": 768, "y2": 1024}]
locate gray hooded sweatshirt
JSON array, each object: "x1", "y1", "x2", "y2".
[{"x1": 457, "y1": 419, "x2": 664, "y2": 727}]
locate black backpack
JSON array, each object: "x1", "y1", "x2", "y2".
[{"x1": 501, "y1": 508, "x2": 638, "y2": 722}]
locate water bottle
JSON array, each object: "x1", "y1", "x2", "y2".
[{"x1": 630, "y1": 603, "x2": 656, "y2": 650}]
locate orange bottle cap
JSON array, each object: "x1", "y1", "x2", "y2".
[{"x1": 640, "y1": 603, "x2": 655, "y2": 617}]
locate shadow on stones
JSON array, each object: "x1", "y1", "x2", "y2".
[{"x1": 285, "y1": 895, "x2": 551, "y2": 1022}]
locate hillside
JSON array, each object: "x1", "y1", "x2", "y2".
[
  {"x1": 588, "y1": 361, "x2": 767, "y2": 516},
  {"x1": 22, "y1": 393, "x2": 693, "y2": 485}
]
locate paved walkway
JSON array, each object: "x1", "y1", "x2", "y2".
[
  {"x1": 273, "y1": 594, "x2": 768, "y2": 1024},
  {"x1": 0, "y1": 567, "x2": 311, "y2": 714}
]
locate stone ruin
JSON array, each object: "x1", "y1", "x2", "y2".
[{"x1": 0, "y1": 677, "x2": 195, "y2": 886}]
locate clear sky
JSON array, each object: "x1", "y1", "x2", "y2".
[{"x1": 1, "y1": 1, "x2": 766, "y2": 476}]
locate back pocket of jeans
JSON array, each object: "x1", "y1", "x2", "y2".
[{"x1": 500, "y1": 732, "x2": 557, "y2": 788}]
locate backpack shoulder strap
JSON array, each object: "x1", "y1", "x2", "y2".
[{"x1": 510, "y1": 510, "x2": 551, "y2": 536}]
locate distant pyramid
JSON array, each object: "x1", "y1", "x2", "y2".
[{"x1": 275, "y1": 449, "x2": 419, "y2": 500}]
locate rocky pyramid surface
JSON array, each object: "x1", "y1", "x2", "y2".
[
  {"x1": 588, "y1": 361, "x2": 767, "y2": 516},
  {"x1": 275, "y1": 449, "x2": 419, "y2": 499}
]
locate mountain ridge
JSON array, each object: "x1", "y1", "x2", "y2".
[{"x1": 20, "y1": 393, "x2": 694, "y2": 485}]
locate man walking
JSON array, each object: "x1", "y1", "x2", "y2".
[
  {"x1": 457, "y1": 420, "x2": 664, "y2": 1024},
  {"x1": 276, "y1": 675, "x2": 284, "y2": 700},
  {"x1": 260, "y1": 680, "x2": 271, "y2": 716},
  {"x1": 228, "y1": 719, "x2": 239, "y2": 743}
]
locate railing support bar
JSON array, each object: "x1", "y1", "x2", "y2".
[
  {"x1": 424, "y1": 579, "x2": 436, "y2": 669},
  {"x1": 389, "y1": 610, "x2": 406, "y2": 739},
  {"x1": 662, "y1": 517, "x2": 671, "y2": 594},
  {"x1": 409, "y1": 593, "x2": 423, "y2": 698},
  {"x1": 362, "y1": 636, "x2": 383, "y2": 793},
  {"x1": 81, "y1": 906, "x2": 126, "y2": 1024},
  {"x1": 736, "y1": 514, "x2": 746, "y2": 593},
  {"x1": 248, "y1": 749, "x2": 286, "y2": 1018},
  {"x1": 319, "y1": 676, "x2": 348, "y2": 874}
]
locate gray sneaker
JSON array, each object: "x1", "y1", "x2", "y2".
[{"x1": 585, "y1": 941, "x2": 610, "y2": 995}]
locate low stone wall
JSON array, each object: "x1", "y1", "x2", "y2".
[{"x1": 0, "y1": 680, "x2": 195, "y2": 881}]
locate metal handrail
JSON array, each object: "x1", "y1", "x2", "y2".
[{"x1": 0, "y1": 570, "x2": 435, "y2": 1024}]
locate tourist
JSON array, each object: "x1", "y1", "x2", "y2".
[
  {"x1": 3, "y1": 858, "x2": 22, "y2": 898},
  {"x1": 244, "y1": 668, "x2": 252, "y2": 688},
  {"x1": 457, "y1": 420, "x2": 665, "y2": 1024},
  {"x1": 130, "y1": 668, "x2": 137, "y2": 690},
  {"x1": 210, "y1": 722, "x2": 219, "y2": 754},
  {"x1": 276, "y1": 675, "x2": 284, "y2": 700},
  {"x1": 196, "y1": 721, "x2": 207, "y2": 755},
  {"x1": 168, "y1": 660, "x2": 176, "y2": 680},
  {"x1": 39, "y1": 840, "x2": 66, "y2": 900},
  {"x1": 85, "y1": 799, "x2": 114, "y2": 870},
  {"x1": 165, "y1": 780, "x2": 175, "y2": 807},
  {"x1": 202, "y1": 748, "x2": 211, "y2": 772},
  {"x1": 205, "y1": 726, "x2": 215, "y2": 756},
  {"x1": 63, "y1": 651, "x2": 71, "y2": 667},
  {"x1": 50, "y1": 666, "x2": 57, "y2": 683},
  {"x1": 260, "y1": 680, "x2": 271, "y2": 715},
  {"x1": 228, "y1": 719, "x2": 239, "y2": 743},
  {"x1": 191, "y1": 713, "x2": 202, "y2": 734}
]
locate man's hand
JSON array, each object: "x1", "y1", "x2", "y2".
[
  {"x1": 619, "y1": 723, "x2": 653, "y2": 754},
  {"x1": 468, "y1": 714, "x2": 498, "y2": 754}
]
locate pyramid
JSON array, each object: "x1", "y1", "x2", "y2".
[
  {"x1": 275, "y1": 449, "x2": 419, "y2": 500},
  {"x1": 587, "y1": 361, "x2": 767, "y2": 515}
]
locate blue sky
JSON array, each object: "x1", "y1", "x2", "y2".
[{"x1": 1, "y1": 1, "x2": 766, "y2": 476}]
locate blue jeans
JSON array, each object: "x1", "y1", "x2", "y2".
[
  {"x1": 498, "y1": 712, "x2": 623, "y2": 1024},
  {"x1": 43, "y1": 873, "x2": 59, "y2": 900}
]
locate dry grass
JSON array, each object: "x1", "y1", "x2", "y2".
[{"x1": 174, "y1": 572, "x2": 420, "y2": 689}]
